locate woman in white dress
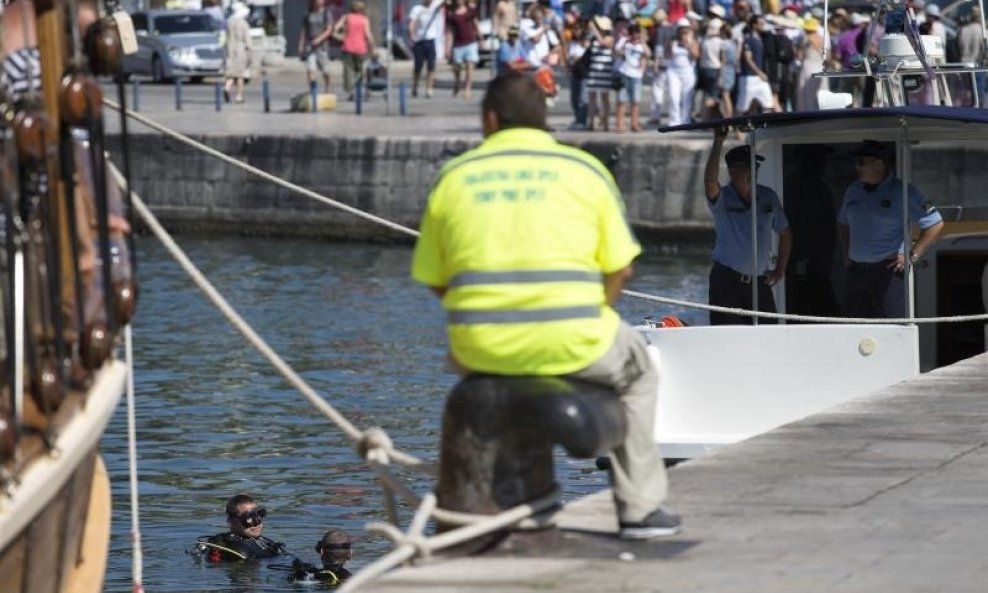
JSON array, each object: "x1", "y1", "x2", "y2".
[
  {"x1": 224, "y1": 2, "x2": 253, "y2": 103},
  {"x1": 666, "y1": 21, "x2": 699, "y2": 127}
]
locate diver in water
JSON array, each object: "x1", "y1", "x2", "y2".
[
  {"x1": 193, "y1": 494, "x2": 288, "y2": 562},
  {"x1": 287, "y1": 529, "x2": 353, "y2": 585}
]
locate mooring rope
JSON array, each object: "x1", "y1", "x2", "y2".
[
  {"x1": 109, "y1": 164, "x2": 550, "y2": 576},
  {"x1": 124, "y1": 325, "x2": 146, "y2": 593},
  {"x1": 101, "y1": 98, "x2": 420, "y2": 239},
  {"x1": 626, "y1": 290, "x2": 988, "y2": 324},
  {"x1": 103, "y1": 102, "x2": 988, "y2": 327}
]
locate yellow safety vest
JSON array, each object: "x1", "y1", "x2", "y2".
[{"x1": 412, "y1": 128, "x2": 640, "y2": 375}]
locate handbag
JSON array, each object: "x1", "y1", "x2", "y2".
[
  {"x1": 611, "y1": 71, "x2": 625, "y2": 91},
  {"x1": 572, "y1": 48, "x2": 592, "y2": 79},
  {"x1": 331, "y1": 16, "x2": 347, "y2": 43}
]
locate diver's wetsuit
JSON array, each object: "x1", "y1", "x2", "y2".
[
  {"x1": 289, "y1": 560, "x2": 351, "y2": 585},
  {"x1": 195, "y1": 532, "x2": 287, "y2": 562}
]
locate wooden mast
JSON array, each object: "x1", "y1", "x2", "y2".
[{"x1": 33, "y1": 0, "x2": 76, "y2": 349}]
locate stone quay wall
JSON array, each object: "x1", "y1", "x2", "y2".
[
  {"x1": 109, "y1": 135, "x2": 986, "y2": 242},
  {"x1": 109, "y1": 134, "x2": 716, "y2": 242}
]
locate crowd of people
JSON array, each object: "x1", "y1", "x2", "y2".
[{"x1": 430, "y1": 0, "x2": 987, "y2": 130}]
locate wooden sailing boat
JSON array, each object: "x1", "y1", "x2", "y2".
[{"x1": 0, "y1": 0, "x2": 137, "y2": 591}]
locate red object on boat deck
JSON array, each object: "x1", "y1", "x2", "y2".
[{"x1": 533, "y1": 67, "x2": 557, "y2": 97}]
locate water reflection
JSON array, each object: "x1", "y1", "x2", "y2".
[{"x1": 101, "y1": 237, "x2": 709, "y2": 592}]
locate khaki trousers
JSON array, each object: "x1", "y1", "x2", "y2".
[{"x1": 569, "y1": 321, "x2": 668, "y2": 523}]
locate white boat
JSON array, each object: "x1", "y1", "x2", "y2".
[{"x1": 651, "y1": 106, "x2": 988, "y2": 460}]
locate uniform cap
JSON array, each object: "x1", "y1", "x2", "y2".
[
  {"x1": 724, "y1": 145, "x2": 765, "y2": 168},
  {"x1": 708, "y1": 4, "x2": 726, "y2": 18},
  {"x1": 852, "y1": 140, "x2": 894, "y2": 160}
]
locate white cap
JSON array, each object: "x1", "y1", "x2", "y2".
[
  {"x1": 676, "y1": 17, "x2": 691, "y2": 27},
  {"x1": 850, "y1": 12, "x2": 870, "y2": 25},
  {"x1": 926, "y1": 4, "x2": 941, "y2": 17},
  {"x1": 708, "y1": 4, "x2": 726, "y2": 18},
  {"x1": 686, "y1": 10, "x2": 703, "y2": 20}
]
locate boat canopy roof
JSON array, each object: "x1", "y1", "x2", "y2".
[{"x1": 659, "y1": 106, "x2": 988, "y2": 135}]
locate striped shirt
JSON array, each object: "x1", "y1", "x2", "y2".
[{"x1": 3, "y1": 47, "x2": 42, "y2": 102}]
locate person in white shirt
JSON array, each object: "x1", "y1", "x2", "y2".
[
  {"x1": 409, "y1": 0, "x2": 445, "y2": 97},
  {"x1": 614, "y1": 22, "x2": 650, "y2": 132},
  {"x1": 924, "y1": 4, "x2": 948, "y2": 47}
]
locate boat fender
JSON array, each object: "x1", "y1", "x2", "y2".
[{"x1": 80, "y1": 321, "x2": 111, "y2": 370}]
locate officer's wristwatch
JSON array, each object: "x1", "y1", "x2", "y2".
[{"x1": 908, "y1": 250, "x2": 919, "y2": 263}]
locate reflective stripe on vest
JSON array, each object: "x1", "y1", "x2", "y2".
[
  {"x1": 448, "y1": 270, "x2": 603, "y2": 288},
  {"x1": 448, "y1": 305, "x2": 601, "y2": 324}
]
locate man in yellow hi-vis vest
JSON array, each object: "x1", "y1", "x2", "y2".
[{"x1": 411, "y1": 73, "x2": 680, "y2": 540}]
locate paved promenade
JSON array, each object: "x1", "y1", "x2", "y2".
[
  {"x1": 365, "y1": 352, "x2": 988, "y2": 593},
  {"x1": 106, "y1": 58, "x2": 707, "y2": 145}
]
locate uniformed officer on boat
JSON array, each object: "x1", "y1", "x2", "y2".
[
  {"x1": 704, "y1": 129, "x2": 793, "y2": 325},
  {"x1": 193, "y1": 493, "x2": 288, "y2": 562},
  {"x1": 838, "y1": 140, "x2": 945, "y2": 318}
]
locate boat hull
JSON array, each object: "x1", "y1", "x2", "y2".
[{"x1": 0, "y1": 361, "x2": 126, "y2": 593}]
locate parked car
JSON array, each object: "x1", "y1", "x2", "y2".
[{"x1": 122, "y1": 10, "x2": 225, "y2": 83}]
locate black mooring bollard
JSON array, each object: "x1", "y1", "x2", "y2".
[
  {"x1": 355, "y1": 82, "x2": 363, "y2": 115},
  {"x1": 309, "y1": 80, "x2": 318, "y2": 113},
  {"x1": 263, "y1": 78, "x2": 271, "y2": 113},
  {"x1": 399, "y1": 81, "x2": 407, "y2": 116},
  {"x1": 214, "y1": 81, "x2": 222, "y2": 112}
]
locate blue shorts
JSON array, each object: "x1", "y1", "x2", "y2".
[
  {"x1": 619, "y1": 75, "x2": 643, "y2": 103},
  {"x1": 452, "y1": 42, "x2": 479, "y2": 65},
  {"x1": 413, "y1": 39, "x2": 437, "y2": 73}
]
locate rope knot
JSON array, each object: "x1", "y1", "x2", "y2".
[{"x1": 357, "y1": 427, "x2": 394, "y2": 464}]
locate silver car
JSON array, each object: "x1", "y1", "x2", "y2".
[{"x1": 123, "y1": 10, "x2": 225, "y2": 83}]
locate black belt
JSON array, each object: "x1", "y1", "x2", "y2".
[
  {"x1": 849, "y1": 258, "x2": 896, "y2": 269},
  {"x1": 713, "y1": 262, "x2": 765, "y2": 285}
]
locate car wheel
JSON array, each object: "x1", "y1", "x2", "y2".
[{"x1": 151, "y1": 55, "x2": 167, "y2": 84}]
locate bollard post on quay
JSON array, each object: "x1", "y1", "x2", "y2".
[
  {"x1": 174, "y1": 77, "x2": 183, "y2": 111},
  {"x1": 263, "y1": 77, "x2": 271, "y2": 113},
  {"x1": 214, "y1": 81, "x2": 222, "y2": 111},
  {"x1": 399, "y1": 81, "x2": 406, "y2": 116},
  {"x1": 355, "y1": 82, "x2": 363, "y2": 115},
  {"x1": 309, "y1": 80, "x2": 318, "y2": 113},
  {"x1": 131, "y1": 79, "x2": 140, "y2": 112}
]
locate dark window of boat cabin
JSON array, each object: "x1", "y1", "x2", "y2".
[{"x1": 781, "y1": 143, "x2": 860, "y2": 320}]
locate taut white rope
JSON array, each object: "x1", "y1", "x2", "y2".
[
  {"x1": 102, "y1": 98, "x2": 419, "y2": 239},
  {"x1": 626, "y1": 290, "x2": 988, "y2": 325},
  {"x1": 124, "y1": 325, "x2": 146, "y2": 593},
  {"x1": 103, "y1": 103, "x2": 988, "y2": 326}
]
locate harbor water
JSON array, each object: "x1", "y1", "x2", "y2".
[{"x1": 100, "y1": 236, "x2": 710, "y2": 592}]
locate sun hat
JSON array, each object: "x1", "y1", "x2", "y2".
[
  {"x1": 592, "y1": 14, "x2": 613, "y2": 32},
  {"x1": 926, "y1": 4, "x2": 941, "y2": 17},
  {"x1": 708, "y1": 4, "x2": 726, "y2": 18},
  {"x1": 802, "y1": 16, "x2": 820, "y2": 33}
]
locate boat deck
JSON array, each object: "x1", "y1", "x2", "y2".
[{"x1": 367, "y1": 352, "x2": 988, "y2": 592}]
